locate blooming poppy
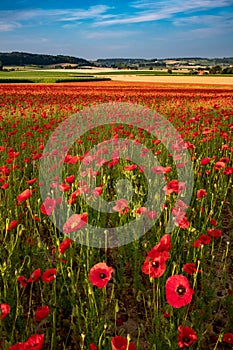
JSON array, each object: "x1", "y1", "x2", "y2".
[
  {"x1": 35, "y1": 305, "x2": 50, "y2": 322},
  {"x1": 58, "y1": 183, "x2": 70, "y2": 192},
  {"x1": 8, "y1": 342, "x2": 27, "y2": 350},
  {"x1": 207, "y1": 229, "x2": 222, "y2": 238},
  {"x1": 145, "y1": 210, "x2": 158, "y2": 220},
  {"x1": 26, "y1": 178, "x2": 37, "y2": 185},
  {"x1": 67, "y1": 189, "x2": 82, "y2": 204},
  {"x1": 92, "y1": 186, "x2": 103, "y2": 196},
  {"x1": 0, "y1": 303, "x2": 10, "y2": 320},
  {"x1": 111, "y1": 336, "x2": 136, "y2": 350},
  {"x1": 152, "y1": 165, "x2": 171, "y2": 174},
  {"x1": 17, "y1": 275, "x2": 28, "y2": 287},
  {"x1": 192, "y1": 239, "x2": 201, "y2": 248},
  {"x1": 7, "y1": 219, "x2": 18, "y2": 231},
  {"x1": 163, "y1": 311, "x2": 170, "y2": 318},
  {"x1": 197, "y1": 189, "x2": 207, "y2": 199},
  {"x1": 148, "y1": 234, "x2": 172, "y2": 257},
  {"x1": 183, "y1": 263, "x2": 202, "y2": 275},
  {"x1": 198, "y1": 234, "x2": 211, "y2": 245},
  {"x1": 200, "y1": 157, "x2": 211, "y2": 165},
  {"x1": 40, "y1": 197, "x2": 56, "y2": 216},
  {"x1": 215, "y1": 161, "x2": 225, "y2": 170},
  {"x1": 209, "y1": 218, "x2": 217, "y2": 226},
  {"x1": 223, "y1": 333, "x2": 233, "y2": 344},
  {"x1": 1, "y1": 182, "x2": 9, "y2": 189},
  {"x1": 178, "y1": 325, "x2": 197, "y2": 348},
  {"x1": 124, "y1": 164, "x2": 137, "y2": 171},
  {"x1": 63, "y1": 212, "x2": 88, "y2": 234},
  {"x1": 89, "y1": 344, "x2": 98, "y2": 350},
  {"x1": 175, "y1": 216, "x2": 190, "y2": 229},
  {"x1": 142, "y1": 251, "x2": 169, "y2": 278},
  {"x1": 113, "y1": 199, "x2": 129, "y2": 214},
  {"x1": 165, "y1": 274, "x2": 194, "y2": 308},
  {"x1": 59, "y1": 238, "x2": 72, "y2": 254},
  {"x1": 25, "y1": 334, "x2": 44, "y2": 350},
  {"x1": 17, "y1": 189, "x2": 32, "y2": 203},
  {"x1": 136, "y1": 206, "x2": 147, "y2": 215},
  {"x1": 42, "y1": 268, "x2": 56, "y2": 283},
  {"x1": 89, "y1": 262, "x2": 113, "y2": 289},
  {"x1": 223, "y1": 167, "x2": 233, "y2": 175},
  {"x1": 28, "y1": 268, "x2": 41, "y2": 283},
  {"x1": 163, "y1": 180, "x2": 186, "y2": 195},
  {"x1": 65, "y1": 174, "x2": 75, "y2": 184}
]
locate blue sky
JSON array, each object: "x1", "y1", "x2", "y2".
[{"x1": 0, "y1": 0, "x2": 233, "y2": 59}]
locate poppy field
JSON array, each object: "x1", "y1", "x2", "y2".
[{"x1": 0, "y1": 81, "x2": 232, "y2": 349}]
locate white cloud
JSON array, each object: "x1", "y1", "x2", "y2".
[
  {"x1": 0, "y1": 5, "x2": 112, "y2": 25},
  {"x1": 0, "y1": 21, "x2": 21, "y2": 32},
  {"x1": 94, "y1": 0, "x2": 233, "y2": 26}
]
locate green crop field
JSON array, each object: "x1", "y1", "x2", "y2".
[{"x1": 0, "y1": 70, "x2": 111, "y2": 83}]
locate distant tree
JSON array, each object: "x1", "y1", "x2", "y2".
[
  {"x1": 149, "y1": 66, "x2": 153, "y2": 70},
  {"x1": 0, "y1": 60, "x2": 3, "y2": 71},
  {"x1": 167, "y1": 69, "x2": 172, "y2": 74},
  {"x1": 209, "y1": 65, "x2": 222, "y2": 74},
  {"x1": 222, "y1": 67, "x2": 233, "y2": 74}
]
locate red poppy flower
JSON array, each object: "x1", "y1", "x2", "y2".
[
  {"x1": 199, "y1": 234, "x2": 211, "y2": 245},
  {"x1": 8, "y1": 342, "x2": 27, "y2": 350},
  {"x1": 136, "y1": 206, "x2": 147, "y2": 215},
  {"x1": 113, "y1": 199, "x2": 129, "y2": 214},
  {"x1": 42, "y1": 268, "x2": 56, "y2": 283},
  {"x1": 92, "y1": 186, "x2": 103, "y2": 196},
  {"x1": 223, "y1": 167, "x2": 233, "y2": 175},
  {"x1": 25, "y1": 334, "x2": 44, "y2": 350},
  {"x1": 152, "y1": 165, "x2": 171, "y2": 174},
  {"x1": 124, "y1": 164, "x2": 137, "y2": 171},
  {"x1": 26, "y1": 178, "x2": 37, "y2": 185},
  {"x1": 142, "y1": 251, "x2": 169, "y2": 278},
  {"x1": 58, "y1": 183, "x2": 70, "y2": 192},
  {"x1": 0, "y1": 303, "x2": 10, "y2": 320},
  {"x1": 163, "y1": 311, "x2": 170, "y2": 318},
  {"x1": 165, "y1": 274, "x2": 194, "y2": 308},
  {"x1": 183, "y1": 263, "x2": 202, "y2": 275},
  {"x1": 67, "y1": 189, "x2": 82, "y2": 204},
  {"x1": 145, "y1": 210, "x2": 158, "y2": 220},
  {"x1": 59, "y1": 238, "x2": 72, "y2": 254},
  {"x1": 192, "y1": 239, "x2": 201, "y2": 248},
  {"x1": 28, "y1": 268, "x2": 41, "y2": 283},
  {"x1": 163, "y1": 179, "x2": 186, "y2": 195},
  {"x1": 1, "y1": 182, "x2": 9, "y2": 189},
  {"x1": 40, "y1": 197, "x2": 56, "y2": 216},
  {"x1": 17, "y1": 189, "x2": 32, "y2": 203},
  {"x1": 215, "y1": 161, "x2": 225, "y2": 170},
  {"x1": 89, "y1": 344, "x2": 98, "y2": 350},
  {"x1": 200, "y1": 157, "x2": 211, "y2": 165},
  {"x1": 65, "y1": 174, "x2": 75, "y2": 184},
  {"x1": 175, "y1": 216, "x2": 190, "y2": 229},
  {"x1": 148, "y1": 234, "x2": 172, "y2": 257},
  {"x1": 17, "y1": 275, "x2": 28, "y2": 287},
  {"x1": 89, "y1": 262, "x2": 113, "y2": 289},
  {"x1": 209, "y1": 218, "x2": 217, "y2": 226},
  {"x1": 178, "y1": 325, "x2": 197, "y2": 348},
  {"x1": 223, "y1": 333, "x2": 233, "y2": 344},
  {"x1": 35, "y1": 305, "x2": 50, "y2": 322},
  {"x1": 207, "y1": 229, "x2": 222, "y2": 238},
  {"x1": 63, "y1": 212, "x2": 88, "y2": 234},
  {"x1": 197, "y1": 189, "x2": 207, "y2": 199},
  {"x1": 7, "y1": 219, "x2": 18, "y2": 231},
  {"x1": 111, "y1": 336, "x2": 136, "y2": 350}
]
